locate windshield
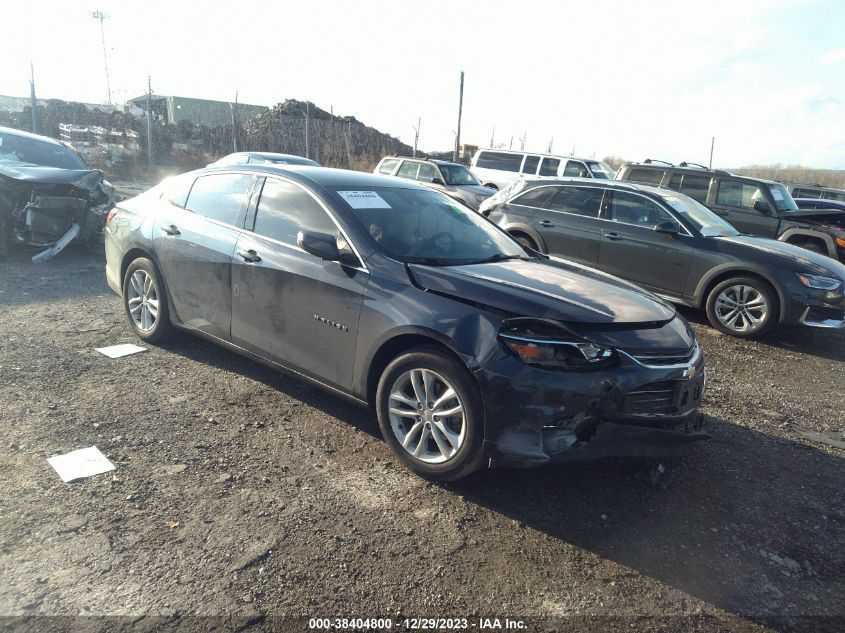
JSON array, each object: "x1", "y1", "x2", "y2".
[
  {"x1": 768, "y1": 183, "x2": 799, "y2": 212},
  {"x1": 439, "y1": 164, "x2": 480, "y2": 186},
  {"x1": 0, "y1": 131, "x2": 88, "y2": 170},
  {"x1": 662, "y1": 193, "x2": 740, "y2": 237},
  {"x1": 333, "y1": 186, "x2": 527, "y2": 265},
  {"x1": 586, "y1": 161, "x2": 615, "y2": 179}
]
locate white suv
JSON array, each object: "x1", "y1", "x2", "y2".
[{"x1": 470, "y1": 149, "x2": 615, "y2": 190}]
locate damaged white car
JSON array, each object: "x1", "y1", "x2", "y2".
[{"x1": 0, "y1": 126, "x2": 114, "y2": 262}]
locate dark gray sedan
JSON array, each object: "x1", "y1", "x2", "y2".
[
  {"x1": 484, "y1": 178, "x2": 845, "y2": 338},
  {"x1": 105, "y1": 166, "x2": 706, "y2": 480}
]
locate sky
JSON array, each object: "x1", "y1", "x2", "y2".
[{"x1": 3, "y1": 0, "x2": 845, "y2": 168}]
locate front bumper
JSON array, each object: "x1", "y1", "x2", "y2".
[
  {"x1": 477, "y1": 345, "x2": 707, "y2": 468},
  {"x1": 785, "y1": 285, "x2": 845, "y2": 329}
]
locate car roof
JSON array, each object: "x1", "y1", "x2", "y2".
[
  {"x1": 515, "y1": 176, "x2": 664, "y2": 195},
  {"x1": 202, "y1": 164, "x2": 429, "y2": 190},
  {"x1": 381, "y1": 156, "x2": 464, "y2": 167},
  {"x1": 475, "y1": 148, "x2": 600, "y2": 162},
  {"x1": 0, "y1": 125, "x2": 67, "y2": 147},
  {"x1": 622, "y1": 162, "x2": 786, "y2": 186}
]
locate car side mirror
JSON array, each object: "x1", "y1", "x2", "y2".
[
  {"x1": 753, "y1": 199, "x2": 772, "y2": 214},
  {"x1": 654, "y1": 221, "x2": 680, "y2": 236},
  {"x1": 298, "y1": 231, "x2": 341, "y2": 261},
  {"x1": 430, "y1": 177, "x2": 445, "y2": 186}
]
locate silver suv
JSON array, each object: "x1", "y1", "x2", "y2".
[{"x1": 374, "y1": 156, "x2": 494, "y2": 211}]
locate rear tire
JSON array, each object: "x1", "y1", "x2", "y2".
[
  {"x1": 376, "y1": 347, "x2": 485, "y2": 481},
  {"x1": 704, "y1": 276, "x2": 778, "y2": 338},
  {"x1": 122, "y1": 257, "x2": 174, "y2": 343}
]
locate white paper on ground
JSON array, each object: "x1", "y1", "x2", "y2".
[
  {"x1": 337, "y1": 190, "x2": 392, "y2": 209},
  {"x1": 47, "y1": 446, "x2": 115, "y2": 482},
  {"x1": 95, "y1": 343, "x2": 147, "y2": 358}
]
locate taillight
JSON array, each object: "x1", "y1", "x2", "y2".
[{"x1": 105, "y1": 208, "x2": 118, "y2": 225}]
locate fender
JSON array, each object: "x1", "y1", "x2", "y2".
[
  {"x1": 692, "y1": 263, "x2": 787, "y2": 322},
  {"x1": 501, "y1": 222, "x2": 547, "y2": 253},
  {"x1": 777, "y1": 228, "x2": 837, "y2": 258}
]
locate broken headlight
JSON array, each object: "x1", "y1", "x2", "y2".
[{"x1": 500, "y1": 333, "x2": 616, "y2": 369}]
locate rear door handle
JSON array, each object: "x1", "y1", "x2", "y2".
[
  {"x1": 604, "y1": 231, "x2": 623, "y2": 241},
  {"x1": 538, "y1": 219, "x2": 554, "y2": 227},
  {"x1": 160, "y1": 224, "x2": 180, "y2": 236},
  {"x1": 237, "y1": 248, "x2": 261, "y2": 263}
]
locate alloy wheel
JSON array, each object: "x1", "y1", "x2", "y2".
[
  {"x1": 714, "y1": 284, "x2": 768, "y2": 333},
  {"x1": 126, "y1": 269, "x2": 159, "y2": 332},
  {"x1": 387, "y1": 368, "x2": 466, "y2": 464}
]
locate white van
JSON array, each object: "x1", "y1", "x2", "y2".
[{"x1": 469, "y1": 149, "x2": 615, "y2": 190}]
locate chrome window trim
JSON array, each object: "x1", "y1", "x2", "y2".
[
  {"x1": 509, "y1": 183, "x2": 605, "y2": 219},
  {"x1": 602, "y1": 190, "x2": 695, "y2": 237}
]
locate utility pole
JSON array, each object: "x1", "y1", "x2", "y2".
[
  {"x1": 91, "y1": 10, "x2": 113, "y2": 105},
  {"x1": 412, "y1": 116, "x2": 421, "y2": 157},
  {"x1": 146, "y1": 76, "x2": 153, "y2": 167},
  {"x1": 453, "y1": 70, "x2": 464, "y2": 162},
  {"x1": 490, "y1": 127, "x2": 495, "y2": 147},
  {"x1": 344, "y1": 121, "x2": 354, "y2": 169},
  {"x1": 231, "y1": 91, "x2": 239, "y2": 152},
  {"x1": 519, "y1": 132, "x2": 526, "y2": 151},
  {"x1": 709, "y1": 136, "x2": 715, "y2": 169},
  {"x1": 546, "y1": 137, "x2": 553, "y2": 154},
  {"x1": 29, "y1": 62, "x2": 38, "y2": 134},
  {"x1": 509, "y1": 136, "x2": 513, "y2": 150}
]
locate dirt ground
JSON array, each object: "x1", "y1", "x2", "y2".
[{"x1": 1, "y1": 246, "x2": 843, "y2": 632}]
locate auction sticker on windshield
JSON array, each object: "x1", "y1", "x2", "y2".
[{"x1": 338, "y1": 191, "x2": 392, "y2": 209}]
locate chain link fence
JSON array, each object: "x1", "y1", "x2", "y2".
[{"x1": 0, "y1": 96, "x2": 415, "y2": 183}]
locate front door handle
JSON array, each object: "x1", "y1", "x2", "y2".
[
  {"x1": 538, "y1": 219, "x2": 554, "y2": 227},
  {"x1": 604, "y1": 231, "x2": 623, "y2": 241},
  {"x1": 160, "y1": 224, "x2": 180, "y2": 236},
  {"x1": 237, "y1": 248, "x2": 261, "y2": 263}
]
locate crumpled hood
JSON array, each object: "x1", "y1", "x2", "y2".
[
  {"x1": 408, "y1": 259, "x2": 676, "y2": 325},
  {"x1": 0, "y1": 161, "x2": 105, "y2": 190}
]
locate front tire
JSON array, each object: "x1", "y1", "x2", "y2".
[
  {"x1": 376, "y1": 347, "x2": 485, "y2": 481},
  {"x1": 705, "y1": 276, "x2": 778, "y2": 338},
  {"x1": 509, "y1": 231, "x2": 539, "y2": 252},
  {"x1": 122, "y1": 257, "x2": 174, "y2": 343}
]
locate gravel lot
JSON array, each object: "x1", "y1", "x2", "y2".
[{"x1": 1, "y1": 246, "x2": 843, "y2": 632}]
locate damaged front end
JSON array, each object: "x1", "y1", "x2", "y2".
[
  {"x1": 0, "y1": 163, "x2": 114, "y2": 262},
  {"x1": 477, "y1": 316, "x2": 709, "y2": 468}
]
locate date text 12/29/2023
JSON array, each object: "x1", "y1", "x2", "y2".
[{"x1": 308, "y1": 618, "x2": 527, "y2": 630}]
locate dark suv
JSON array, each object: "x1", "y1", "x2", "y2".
[
  {"x1": 788, "y1": 183, "x2": 845, "y2": 202},
  {"x1": 484, "y1": 178, "x2": 845, "y2": 338},
  {"x1": 616, "y1": 161, "x2": 845, "y2": 262}
]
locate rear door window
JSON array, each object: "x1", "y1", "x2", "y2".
[
  {"x1": 185, "y1": 173, "x2": 254, "y2": 225},
  {"x1": 378, "y1": 158, "x2": 400, "y2": 175},
  {"x1": 521, "y1": 156, "x2": 541, "y2": 175},
  {"x1": 626, "y1": 168, "x2": 664, "y2": 186},
  {"x1": 667, "y1": 174, "x2": 683, "y2": 191},
  {"x1": 679, "y1": 175, "x2": 711, "y2": 202},
  {"x1": 511, "y1": 187, "x2": 557, "y2": 209},
  {"x1": 475, "y1": 151, "x2": 524, "y2": 172},
  {"x1": 253, "y1": 178, "x2": 336, "y2": 246},
  {"x1": 159, "y1": 174, "x2": 194, "y2": 208},
  {"x1": 547, "y1": 187, "x2": 604, "y2": 217},
  {"x1": 397, "y1": 161, "x2": 420, "y2": 179},
  {"x1": 823, "y1": 190, "x2": 845, "y2": 201},
  {"x1": 538, "y1": 157, "x2": 560, "y2": 176}
]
